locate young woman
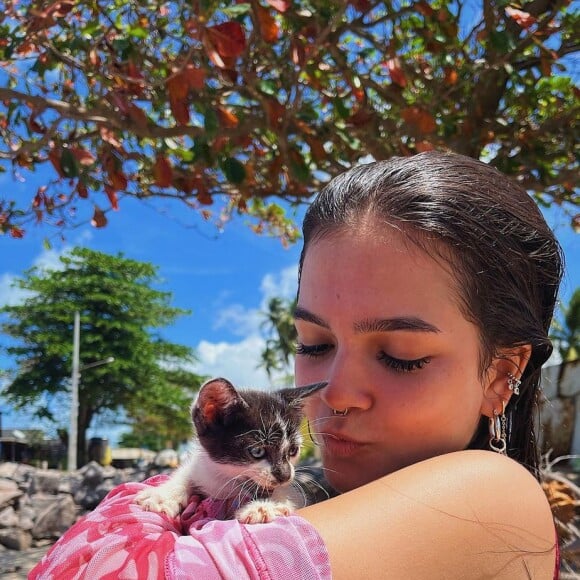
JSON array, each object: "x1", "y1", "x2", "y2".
[{"x1": 31, "y1": 152, "x2": 562, "y2": 579}]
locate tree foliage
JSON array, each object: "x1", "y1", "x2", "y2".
[
  {"x1": 121, "y1": 367, "x2": 207, "y2": 450},
  {"x1": 0, "y1": 247, "x2": 196, "y2": 465},
  {"x1": 260, "y1": 296, "x2": 297, "y2": 377},
  {"x1": 0, "y1": 0, "x2": 578, "y2": 241}
]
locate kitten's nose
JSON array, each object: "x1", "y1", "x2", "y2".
[{"x1": 272, "y1": 464, "x2": 292, "y2": 484}]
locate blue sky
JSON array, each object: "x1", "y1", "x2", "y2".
[
  {"x1": 0, "y1": 166, "x2": 578, "y2": 446},
  {"x1": 0, "y1": 167, "x2": 307, "y2": 442}
]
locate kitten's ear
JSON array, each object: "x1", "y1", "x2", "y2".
[
  {"x1": 278, "y1": 381, "x2": 327, "y2": 407},
  {"x1": 193, "y1": 377, "x2": 248, "y2": 429}
]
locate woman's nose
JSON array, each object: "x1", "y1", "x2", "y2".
[{"x1": 320, "y1": 351, "x2": 372, "y2": 412}]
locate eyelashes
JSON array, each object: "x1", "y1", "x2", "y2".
[
  {"x1": 376, "y1": 351, "x2": 431, "y2": 373},
  {"x1": 295, "y1": 343, "x2": 330, "y2": 357},
  {"x1": 296, "y1": 342, "x2": 431, "y2": 374}
]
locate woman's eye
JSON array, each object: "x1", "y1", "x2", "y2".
[
  {"x1": 249, "y1": 446, "x2": 266, "y2": 459},
  {"x1": 377, "y1": 352, "x2": 431, "y2": 373},
  {"x1": 295, "y1": 343, "x2": 332, "y2": 357}
]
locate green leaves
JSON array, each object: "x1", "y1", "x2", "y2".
[{"x1": 220, "y1": 157, "x2": 246, "y2": 184}]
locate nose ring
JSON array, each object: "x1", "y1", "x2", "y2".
[{"x1": 332, "y1": 408, "x2": 349, "y2": 416}]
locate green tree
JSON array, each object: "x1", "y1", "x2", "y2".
[
  {"x1": 0, "y1": 247, "x2": 195, "y2": 466},
  {"x1": 260, "y1": 296, "x2": 297, "y2": 378},
  {"x1": 0, "y1": 1, "x2": 577, "y2": 242},
  {"x1": 551, "y1": 288, "x2": 580, "y2": 363},
  {"x1": 122, "y1": 367, "x2": 208, "y2": 451}
]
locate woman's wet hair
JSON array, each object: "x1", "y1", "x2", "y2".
[{"x1": 299, "y1": 151, "x2": 564, "y2": 476}]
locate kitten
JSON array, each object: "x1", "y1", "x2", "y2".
[{"x1": 135, "y1": 377, "x2": 326, "y2": 523}]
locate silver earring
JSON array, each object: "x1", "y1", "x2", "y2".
[
  {"x1": 507, "y1": 372, "x2": 521, "y2": 395},
  {"x1": 332, "y1": 408, "x2": 349, "y2": 416},
  {"x1": 489, "y1": 402, "x2": 507, "y2": 454}
]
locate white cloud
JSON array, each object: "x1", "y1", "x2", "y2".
[
  {"x1": 213, "y1": 304, "x2": 261, "y2": 337},
  {"x1": 212, "y1": 264, "x2": 298, "y2": 338},
  {"x1": 193, "y1": 265, "x2": 300, "y2": 390},
  {"x1": 191, "y1": 335, "x2": 277, "y2": 389},
  {"x1": 0, "y1": 233, "x2": 93, "y2": 308},
  {"x1": 259, "y1": 264, "x2": 298, "y2": 306},
  {"x1": 0, "y1": 272, "x2": 32, "y2": 307}
]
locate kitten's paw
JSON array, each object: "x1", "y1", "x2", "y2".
[
  {"x1": 134, "y1": 487, "x2": 187, "y2": 518},
  {"x1": 235, "y1": 500, "x2": 294, "y2": 524}
]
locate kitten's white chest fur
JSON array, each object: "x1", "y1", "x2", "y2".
[{"x1": 135, "y1": 441, "x2": 296, "y2": 523}]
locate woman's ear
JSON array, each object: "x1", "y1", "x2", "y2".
[{"x1": 480, "y1": 345, "x2": 532, "y2": 418}]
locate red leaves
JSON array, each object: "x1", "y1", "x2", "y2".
[
  {"x1": 206, "y1": 23, "x2": 246, "y2": 57},
  {"x1": 505, "y1": 7, "x2": 537, "y2": 29},
  {"x1": 266, "y1": 0, "x2": 291, "y2": 12},
  {"x1": 182, "y1": 65, "x2": 206, "y2": 90},
  {"x1": 402, "y1": 106, "x2": 437, "y2": 134},
  {"x1": 70, "y1": 147, "x2": 95, "y2": 166},
  {"x1": 104, "y1": 185, "x2": 120, "y2": 210},
  {"x1": 256, "y1": 5, "x2": 279, "y2": 43},
  {"x1": 216, "y1": 106, "x2": 239, "y2": 129},
  {"x1": 386, "y1": 58, "x2": 406, "y2": 88},
  {"x1": 170, "y1": 97, "x2": 190, "y2": 126},
  {"x1": 153, "y1": 154, "x2": 173, "y2": 188},
  {"x1": 48, "y1": 148, "x2": 65, "y2": 178},
  {"x1": 77, "y1": 182, "x2": 88, "y2": 199},
  {"x1": 203, "y1": 22, "x2": 246, "y2": 69},
  {"x1": 102, "y1": 150, "x2": 127, "y2": 198},
  {"x1": 166, "y1": 65, "x2": 206, "y2": 126},
  {"x1": 91, "y1": 206, "x2": 107, "y2": 228},
  {"x1": 9, "y1": 226, "x2": 24, "y2": 239},
  {"x1": 444, "y1": 67, "x2": 458, "y2": 85}
]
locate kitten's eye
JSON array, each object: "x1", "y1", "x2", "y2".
[
  {"x1": 249, "y1": 446, "x2": 266, "y2": 459},
  {"x1": 288, "y1": 444, "x2": 300, "y2": 457}
]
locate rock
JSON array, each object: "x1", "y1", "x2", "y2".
[
  {"x1": 0, "y1": 461, "x2": 151, "y2": 550},
  {"x1": 31, "y1": 495, "x2": 77, "y2": 540},
  {"x1": 0, "y1": 529, "x2": 32, "y2": 551},
  {"x1": 0, "y1": 489, "x2": 22, "y2": 510},
  {"x1": 29, "y1": 470, "x2": 62, "y2": 495},
  {"x1": 0, "y1": 507, "x2": 19, "y2": 529}
]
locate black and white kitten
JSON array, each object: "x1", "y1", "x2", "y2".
[{"x1": 135, "y1": 377, "x2": 326, "y2": 523}]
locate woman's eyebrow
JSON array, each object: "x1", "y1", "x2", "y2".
[
  {"x1": 294, "y1": 306, "x2": 329, "y2": 328},
  {"x1": 355, "y1": 317, "x2": 440, "y2": 333},
  {"x1": 294, "y1": 307, "x2": 439, "y2": 334}
]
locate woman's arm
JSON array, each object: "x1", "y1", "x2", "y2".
[
  {"x1": 299, "y1": 450, "x2": 557, "y2": 580},
  {"x1": 30, "y1": 475, "x2": 330, "y2": 580}
]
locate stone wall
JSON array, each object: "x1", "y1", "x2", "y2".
[
  {"x1": 0, "y1": 461, "x2": 152, "y2": 552},
  {"x1": 540, "y1": 360, "x2": 580, "y2": 459}
]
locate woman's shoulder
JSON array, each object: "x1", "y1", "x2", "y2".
[{"x1": 299, "y1": 450, "x2": 557, "y2": 579}]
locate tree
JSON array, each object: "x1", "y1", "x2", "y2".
[
  {"x1": 0, "y1": 247, "x2": 195, "y2": 466},
  {"x1": 121, "y1": 367, "x2": 208, "y2": 451},
  {"x1": 259, "y1": 296, "x2": 297, "y2": 378},
  {"x1": 551, "y1": 288, "x2": 580, "y2": 363},
  {"x1": 0, "y1": 1, "x2": 578, "y2": 242}
]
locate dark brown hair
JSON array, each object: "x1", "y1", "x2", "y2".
[{"x1": 298, "y1": 151, "x2": 564, "y2": 476}]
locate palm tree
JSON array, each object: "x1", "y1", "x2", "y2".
[{"x1": 259, "y1": 297, "x2": 297, "y2": 378}]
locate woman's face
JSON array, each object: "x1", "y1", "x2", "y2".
[{"x1": 295, "y1": 228, "x2": 494, "y2": 492}]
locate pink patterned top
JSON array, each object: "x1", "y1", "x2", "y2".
[{"x1": 30, "y1": 475, "x2": 331, "y2": 579}]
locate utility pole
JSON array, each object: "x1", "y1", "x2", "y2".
[
  {"x1": 67, "y1": 311, "x2": 114, "y2": 472},
  {"x1": 68, "y1": 311, "x2": 80, "y2": 472}
]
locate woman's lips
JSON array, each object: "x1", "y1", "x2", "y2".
[{"x1": 321, "y1": 433, "x2": 366, "y2": 457}]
